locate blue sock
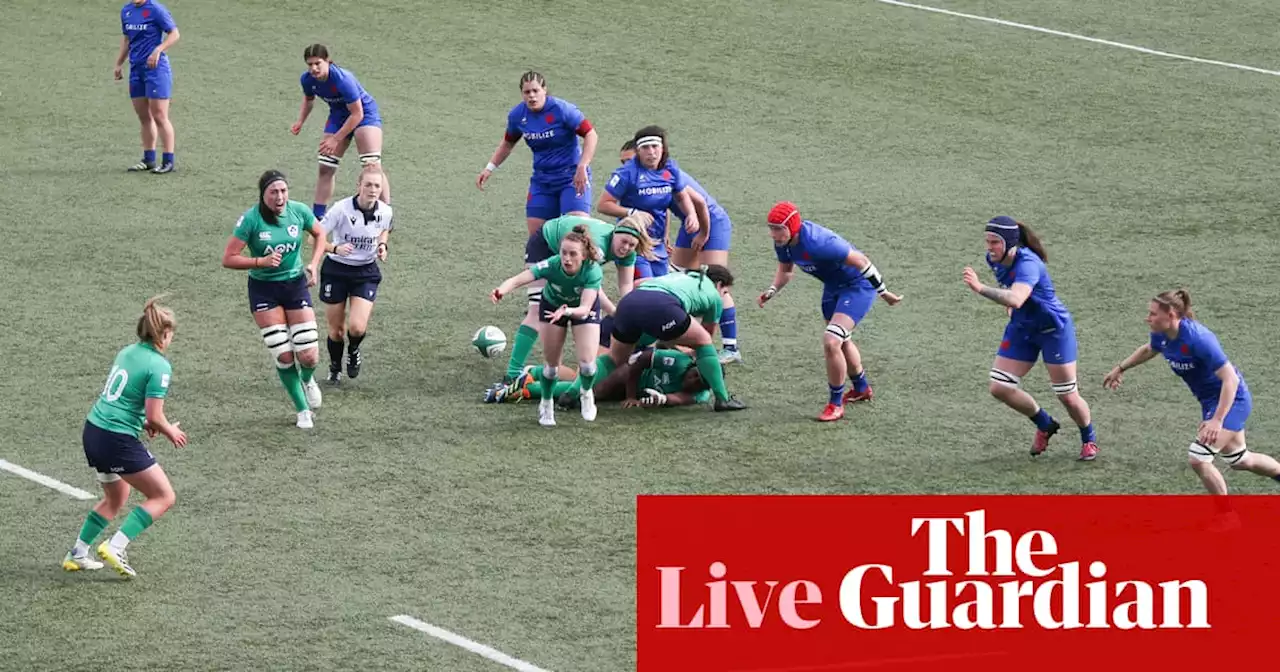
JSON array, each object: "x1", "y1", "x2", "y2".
[
  {"x1": 829, "y1": 383, "x2": 845, "y2": 406},
  {"x1": 162, "y1": 152, "x2": 174, "y2": 165},
  {"x1": 313, "y1": 203, "x2": 327, "y2": 220},
  {"x1": 1030, "y1": 408, "x2": 1056, "y2": 431},
  {"x1": 143, "y1": 150, "x2": 156, "y2": 165},
  {"x1": 851, "y1": 370, "x2": 869, "y2": 393},
  {"x1": 1079, "y1": 423, "x2": 1096, "y2": 444},
  {"x1": 719, "y1": 307, "x2": 738, "y2": 351}
]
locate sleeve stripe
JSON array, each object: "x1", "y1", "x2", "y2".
[
  {"x1": 576, "y1": 119, "x2": 594, "y2": 136},
  {"x1": 504, "y1": 130, "x2": 522, "y2": 143}
]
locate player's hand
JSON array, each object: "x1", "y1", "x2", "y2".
[
  {"x1": 546, "y1": 305, "x2": 570, "y2": 323},
  {"x1": 1197, "y1": 418, "x2": 1223, "y2": 447},
  {"x1": 113, "y1": 65, "x2": 123, "y2": 81},
  {"x1": 621, "y1": 397, "x2": 644, "y2": 409},
  {"x1": 167, "y1": 422, "x2": 187, "y2": 448},
  {"x1": 880, "y1": 291, "x2": 903, "y2": 306},
  {"x1": 1102, "y1": 367, "x2": 1124, "y2": 390},
  {"x1": 640, "y1": 388, "x2": 668, "y2": 407},
  {"x1": 962, "y1": 267, "x2": 984, "y2": 293},
  {"x1": 376, "y1": 242, "x2": 388, "y2": 262},
  {"x1": 335, "y1": 243, "x2": 355, "y2": 256},
  {"x1": 147, "y1": 49, "x2": 161, "y2": 69},
  {"x1": 684, "y1": 216, "x2": 700, "y2": 235},
  {"x1": 142, "y1": 420, "x2": 158, "y2": 440},
  {"x1": 290, "y1": 121, "x2": 304, "y2": 135},
  {"x1": 476, "y1": 169, "x2": 492, "y2": 190},
  {"x1": 692, "y1": 233, "x2": 709, "y2": 253},
  {"x1": 318, "y1": 136, "x2": 340, "y2": 156},
  {"x1": 264, "y1": 249, "x2": 283, "y2": 268},
  {"x1": 304, "y1": 264, "x2": 318, "y2": 287},
  {"x1": 573, "y1": 164, "x2": 589, "y2": 197},
  {"x1": 490, "y1": 288, "x2": 504, "y2": 304}
]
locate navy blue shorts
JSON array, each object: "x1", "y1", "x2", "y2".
[
  {"x1": 524, "y1": 228, "x2": 556, "y2": 265},
  {"x1": 539, "y1": 296, "x2": 601, "y2": 327},
  {"x1": 83, "y1": 420, "x2": 155, "y2": 477},
  {"x1": 612, "y1": 291, "x2": 691, "y2": 345},
  {"x1": 599, "y1": 315, "x2": 614, "y2": 347},
  {"x1": 320, "y1": 257, "x2": 381, "y2": 304},
  {"x1": 248, "y1": 275, "x2": 313, "y2": 313}
]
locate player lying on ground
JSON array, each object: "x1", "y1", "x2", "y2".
[{"x1": 486, "y1": 348, "x2": 713, "y2": 408}]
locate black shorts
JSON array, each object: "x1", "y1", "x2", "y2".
[
  {"x1": 599, "y1": 315, "x2": 614, "y2": 347},
  {"x1": 248, "y1": 275, "x2": 313, "y2": 312},
  {"x1": 539, "y1": 296, "x2": 602, "y2": 327},
  {"x1": 319, "y1": 257, "x2": 382, "y2": 304},
  {"x1": 524, "y1": 227, "x2": 556, "y2": 265},
  {"x1": 83, "y1": 420, "x2": 155, "y2": 477},
  {"x1": 611, "y1": 291, "x2": 691, "y2": 345}
]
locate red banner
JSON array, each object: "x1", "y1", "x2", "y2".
[{"x1": 637, "y1": 495, "x2": 1280, "y2": 671}]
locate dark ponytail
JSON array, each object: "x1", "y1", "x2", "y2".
[
  {"x1": 1016, "y1": 221, "x2": 1048, "y2": 263},
  {"x1": 697, "y1": 264, "x2": 734, "y2": 288}
]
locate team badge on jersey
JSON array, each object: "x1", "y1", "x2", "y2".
[{"x1": 287, "y1": 225, "x2": 299, "y2": 238}]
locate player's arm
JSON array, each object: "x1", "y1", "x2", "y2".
[
  {"x1": 685, "y1": 189, "x2": 712, "y2": 247},
  {"x1": 1103, "y1": 343, "x2": 1159, "y2": 389},
  {"x1": 759, "y1": 262, "x2": 795, "y2": 306},
  {"x1": 576, "y1": 126, "x2": 598, "y2": 174},
  {"x1": 615, "y1": 264, "x2": 634, "y2": 298},
  {"x1": 492, "y1": 269, "x2": 537, "y2": 301},
  {"x1": 478, "y1": 125, "x2": 520, "y2": 189},
  {"x1": 144, "y1": 397, "x2": 186, "y2": 447},
  {"x1": 964, "y1": 264, "x2": 1032, "y2": 308},
  {"x1": 329, "y1": 99, "x2": 364, "y2": 145},
  {"x1": 624, "y1": 350, "x2": 656, "y2": 402},
  {"x1": 113, "y1": 36, "x2": 128, "y2": 78},
  {"x1": 221, "y1": 236, "x2": 266, "y2": 270},
  {"x1": 306, "y1": 219, "x2": 327, "y2": 270},
  {"x1": 148, "y1": 27, "x2": 179, "y2": 68},
  {"x1": 846, "y1": 249, "x2": 901, "y2": 303},
  {"x1": 293, "y1": 95, "x2": 315, "y2": 132},
  {"x1": 674, "y1": 187, "x2": 703, "y2": 236},
  {"x1": 1209, "y1": 362, "x2": 1240, "y2": 424},
  {"x1": 375, "y1": 226, "x2": 391, "y2": 261},
  {"x1": 597, "y1": 189, "x2": 631, "y2": 220},
  {"x1": 564, "y1": 288, "x2": 600, "y2": 320}
]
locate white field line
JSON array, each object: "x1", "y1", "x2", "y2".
[
  {"x1": 874, "y1": 0, "x2": 1280, "y2": 77},
  {"x1": 0, "y1": 459, "x2": 95, "y2": 500},
  {"x1": 389, "y1": 615, "x2": 553, "y2": 672}
]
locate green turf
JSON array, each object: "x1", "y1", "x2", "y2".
[{"x1": 2, "y1": 1, "x2": 1279, "y2": 669}]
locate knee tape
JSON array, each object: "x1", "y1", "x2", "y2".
[
  {"x1": 1188, "y1": 441, "x2": 1216, "y2": 463},
  {"x1": 96, "y1": 472, "x2": 122, "y2": 483},
  {"x1": 542, "y1": 365, "x2": 559, "y2": 380},
  {"x1": 527, "y1": 287, "x2": 542, "y2": 306},
  {"x1": 990, "y1": 368, "x2": 1022, "y2": 389},
  {"x1": 580, "y1": 361, "x2": 597, "y2": 377},
  {"x1": 289, "y1": 320, "x2": 320, "y2": 353},
  {"x1": 824, "y1": 323, "x2": 851, "y2": 342},
  {"x1": 359, "y1": 152, "x2": 382, "y2": 166},
  {"x1": 319, "y1": 154, "x2": 341, "y2": 168},
  {"x1": 1222, "y1": 444, "x2": 1250, "y2": 469},
  {"x1": 1052, "y1": 379, "x2": 1078, "y2": 396},
  {"x1": 262, "y1": 325, "x2": 293, "y2": 367}
]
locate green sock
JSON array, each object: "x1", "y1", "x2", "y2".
[
  {"x1": 527, "y1": 381, "x2": 575, "y2": 400},
  {"x1": 299, "y1": 361, "x2": 316, "y2": 384},
  {"x1": 695, "y1": 344, "x2": 730, "y2": 402},
  {"x1": 119, "y1": 506, "x2": 154, "y2": 540},
  {"x1": 578, "y1": 360, "x2": 599, "y2": 393},
  {"x1": 277, "y1": 365, "x2": 309, "y2": 412},
  {"x1": 505, "y1": 325, "x2": 539, "y2": 380},
  {"x1": 538, "y1": 366, "x2": 557, "y2": 400},
  {"x1": 77, "y1": 510, "x2": 109, "y2": 545},
  {"x1": 567, "y1": 354, "x2": 616, "y2": 396}
]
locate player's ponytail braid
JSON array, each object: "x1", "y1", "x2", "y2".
[
  {"x1": 137, "y1": 294, "x2": 176, "y2": 345},
  {"x1": 567, "y1": 225, "x2": 602, "y2": 264},
  {"x1": 1154, "y1": 289, "x2": 1196, "y2": 320}
]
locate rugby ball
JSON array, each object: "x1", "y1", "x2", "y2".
[{"x1": 472, "y1": 326, "x2": 507, "y2": 358}]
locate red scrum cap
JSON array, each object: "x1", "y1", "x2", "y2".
[{"x1": 767, "y1": 201, "x2": 802, "y2": 236}]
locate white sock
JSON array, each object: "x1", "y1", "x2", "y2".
[
  {"x1": 72, "y1": 539, "x2": 89, "y2": 556},
  {"x1": 108, "y1": 530, "x2": 130, "y2": 553}
]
